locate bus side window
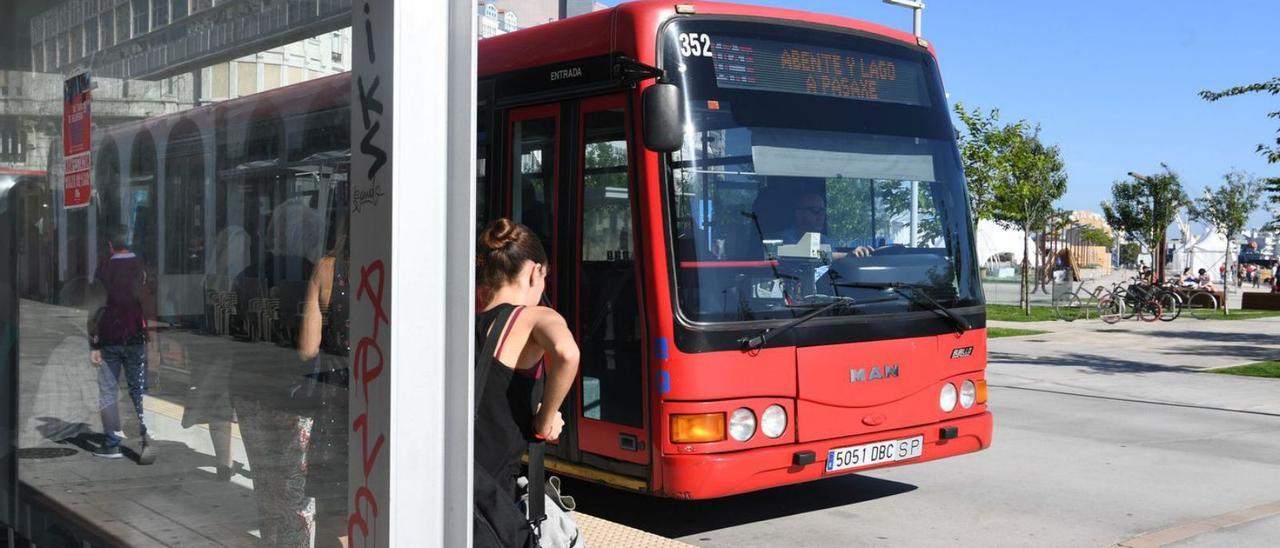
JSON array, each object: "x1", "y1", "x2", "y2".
[{"x1": 578, "y1": 107, "x2": 642, "y2": 428}]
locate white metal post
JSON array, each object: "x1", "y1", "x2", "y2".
[
  {"x1": 349, "y1": 1, "x2": 475, "y2": 546},
  {"x1": 909, "y1": 180, "x2": 919, "y2": 246},
  {"x1": 883, "y1": 0, "x2": 925, "y2": 38},
  {"x1": 443, "y1": 1, "x2": 479, "y2": 545}
]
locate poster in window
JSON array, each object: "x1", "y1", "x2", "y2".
[{"x1": 63, "y1": 72, "x2": 92, "y2": 209}]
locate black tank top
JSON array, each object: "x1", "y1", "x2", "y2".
[{"x1": 474, "y1": 304, "x2": 537, "y2": 498}]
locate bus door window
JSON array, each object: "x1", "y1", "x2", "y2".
[
  {"x1": 575, "y1": 97, "x2": 647, "y2": 464},
  {"x1": 506, "y1": 106, "x2": 559, "y2": 301}
]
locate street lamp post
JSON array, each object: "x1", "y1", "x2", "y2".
[{"x1": 883, "y1": 0, "x2": 925, "y2": 38}]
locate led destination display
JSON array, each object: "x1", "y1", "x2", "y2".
[{"x1": 710, "y1": 36, "x2": 929, "y2": 106}]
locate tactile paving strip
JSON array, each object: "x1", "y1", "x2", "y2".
[{"x1": 575, "y1": 512, "x2": 697, "y2": 547}]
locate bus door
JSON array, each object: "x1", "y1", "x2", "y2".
[
  {"x1": 504, "y1": 103, "x2": 577, "y2": 459},
  {"x1": 573, "y1": 94, "x2": 648, "y2": 465}
]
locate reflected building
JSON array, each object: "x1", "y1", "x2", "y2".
[{"x1": 478, "y1": 0, "x2": 608, "y2": 38}]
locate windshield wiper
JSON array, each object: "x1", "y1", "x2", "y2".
[
  {"x1": 834, "y1": 281, "x2": 970, "y2": 335},
  {"x1": 738, "y1": 296, "x2": 854, "y2": 352}
]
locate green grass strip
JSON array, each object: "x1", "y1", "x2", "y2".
[
  {"x1": 986, "y1": 304, "x2": 1059, "y2": 322},
  {"x1": 987, "y1": 327, "x2": 1050, "y2": 338},
  {"x1": 1209, "y1": 361, "x2": 1280, "y2": 378}
]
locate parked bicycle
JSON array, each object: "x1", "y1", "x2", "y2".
[
  {"x1": 1181, "y1": 288, "x2": 1220, "y2": 319},
  {"x1": 1111, "y1": 280, "x2": 1163, "y2": 323},
  {"x1": 1053, "y1": 280, "x2": 1123, "y2": 323}
]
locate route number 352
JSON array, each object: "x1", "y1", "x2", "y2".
[{"x1": 678, "y1": 33, "x2": 714, "y2": 57}]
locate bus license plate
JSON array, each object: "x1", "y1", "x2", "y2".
[{"x1": 825, "y1": 436, "x2": 924, "y2": 473}]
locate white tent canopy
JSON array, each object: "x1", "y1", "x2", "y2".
[
  {"x1": 1170, "y1": 230, "x2": 1230, "y2": 278},
  {"x1": 975, "y1": 219, "x2": 1027, "y2": 277}
]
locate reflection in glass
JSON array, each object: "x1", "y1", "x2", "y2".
[{"x1": 6, "y1": 15, "x2": 353, "y2": 545}]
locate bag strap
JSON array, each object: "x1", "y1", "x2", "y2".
[
  {"x1": 474, "y1": 305, "x2": 517, "y2": 415},
  {"x1": 528, "y1": 371, "x2": 547, "y2": 535}
]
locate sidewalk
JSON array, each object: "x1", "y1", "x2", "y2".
[
  {"x1": 985, "y1": 312, "x2": 1280, "y2": 416},
  {"x1": 14, "y1": 299, "x2": 687, "y2": 547}
]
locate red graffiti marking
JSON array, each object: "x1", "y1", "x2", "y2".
[
  {"x1": 347, "y1": 486, "x2": 381, "y2": 541},
  {"x1": 350, "y1": 258, "x2": 388, "y2": 547},
  {"x1": 353, "y1": 413, "x2": 386, "y2": 479}
]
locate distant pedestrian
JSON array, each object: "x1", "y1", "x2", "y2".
[
  {"x1": 88, "y1": 226, "x2": 156, "y2": 464},
  {"x1": 1180, "y1": 267, "x2": 1197, "y2": 287},
  {"x1": 1197, "y1": 268, "x2": 1215, "y2": 292}
]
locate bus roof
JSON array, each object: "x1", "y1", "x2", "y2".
[{"x1": 478, "y1": 0, "x2": 928, "y2": 78}]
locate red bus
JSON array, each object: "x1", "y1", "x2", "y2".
[
  {"x1": 479, "y1": 0, "x2": 991, "y2": 499},
  {"x1": 72, "y1": 0, "x2": 991, "y2": 502}
]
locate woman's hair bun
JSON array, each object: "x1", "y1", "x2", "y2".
[
  {"x1": 476, "y1": 218, "x2": 548, "y2": 293},
  {"x1": 479, "y1": 218, "x2": 518, "y2": 252}
]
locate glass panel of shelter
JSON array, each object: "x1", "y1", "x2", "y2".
[{"x1": 4, "y1": 21, "x2": 353, "y2": 546}]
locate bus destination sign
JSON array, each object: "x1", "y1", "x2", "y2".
[{"x1": 710, "y1": 37, "x2": 929, "y2": 106}]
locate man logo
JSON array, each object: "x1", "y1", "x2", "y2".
[{"x1": 851, "y1": 364, "x2": 900, "y2": 383}]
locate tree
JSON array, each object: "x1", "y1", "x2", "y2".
[
  {"x1": 1101, "y1": 166, "x2": 1189, "y2": 281},
  {"x1": 1119, "y1": 242, "x2": 1141, "y2": 267},
  {"x1": 990, "y1": 126, "x2": 1069, "y2": 314},
  {"x1": 1188, "y1": 171, "x2": 1262, "y2": 314},
  {"x1": 953, "y1": 103, "x2": 1027, "y2": 226},
  {"x1": 1079, "y1": 226, "x2": 1114, "y2": 249},
  {"x1": 1200, "y1": 77, "x2": 1280, "y2": 164},
  {"x1": 1200, "y1": 78, "x2": 1280, "y2": 229}
]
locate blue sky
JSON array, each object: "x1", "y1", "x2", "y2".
[{"x1": 604, "y1": 0, "x2": 1279, "y2": 227}]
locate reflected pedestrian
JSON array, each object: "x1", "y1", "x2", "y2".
[
  {"x1": 297, "y1": 233, "x2": 350, "y2": 548},
  {"x1": 182, "y1": 226, "x2": 249, "y2": 481},
  {"x1": 89, "y1": 226, "x2": 156, "y2": 464},
  {"x1": 229, "y1": 198, "x2": 324, "y2": 547}
]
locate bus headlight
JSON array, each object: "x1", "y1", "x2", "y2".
[
  {"x1": 760, "y1": 405, "x2": 787, "y2": 438},
  {"x1": 728, "y1": 408, "x2": 756, "y2": 441},
  {"x1": 960, "y1": 380, "x2": 977, "y2": 409},
  {"x1": 939, "y1": 383, "x2": 958, "y2": 412}
]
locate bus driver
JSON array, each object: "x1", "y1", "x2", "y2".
[{"x1": 776, "y1": 189, "x2": 875, "y2": 258}]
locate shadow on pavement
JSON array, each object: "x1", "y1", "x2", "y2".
[
  {"x1": 34, "y1": 416, "x2": 94, "y2": 445},
  {"x1": 558, "y1": 473, "x2": 917, "y2": 539},
  {"x1": 1159, "y1": 343, "x2": 1280, "y2": 363},
  {"x1": 1140, "y1": 329, "x2": 1280, "y2": 346},
  {"x1": 989, "y1": 351, "x2": 1200, "y2": 375}
]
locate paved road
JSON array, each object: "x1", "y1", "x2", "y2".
[{"x1": 573, "y1": 316, "x2": 1280, "y2": 547}]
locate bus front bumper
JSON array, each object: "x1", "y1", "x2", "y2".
[{"x1": 658, "y1": 411, "x2": 992, "y2": 499}]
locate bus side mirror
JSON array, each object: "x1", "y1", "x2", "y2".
[{"x1": 643, "y1": 83, "x2": 684, "y2": 153}]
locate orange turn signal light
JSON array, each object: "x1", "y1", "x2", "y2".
[
  {"x1": 976, "y1": 379, "x2": 988, "y2": 405},
  {"x1": 670, "y1": 413, "x2": 725, "y2": 443}
]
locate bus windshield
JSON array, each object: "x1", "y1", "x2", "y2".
[{"x1": 662, "y1": 20, "x2": 982, "y2": 323}]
